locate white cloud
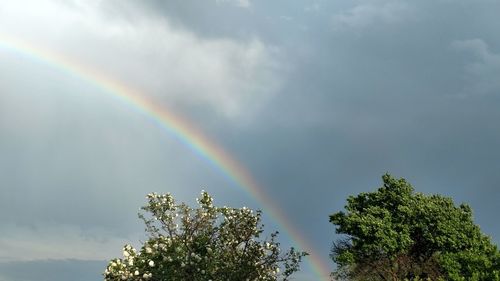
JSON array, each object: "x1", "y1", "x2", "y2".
[
  {"x1": 452, "y1": 39, "x2": 491, "y2": 60},
  {"x1": 304, "y1": 3, "x2": 321, "y2": 13},
  {"x1": 0, "y1": 0, "x2": 279, "y2": 119},
  {"x1": 215, "y1": 0, "x2": 251, "y2": 8},
  {"x1": 0, "y1": 224, "x2": 141, "y2": 262},
  {"x1": 332, "y1": 1, "x2": 415, "y2": 30},
  {"x1": 452, "y1": 39, "x2": 500, "y2": 95}
]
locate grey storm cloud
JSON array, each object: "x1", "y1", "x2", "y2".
[
  {"x1": 452, "y1": 38, "x2": 500, "y2": 96},
  {"x1": 1, "y1": 0, "x2": 500, "y2": 280}
]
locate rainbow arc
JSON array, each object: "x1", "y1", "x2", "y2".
[{"x1": 0, "y1": 34, "x2": 331, "y2": 280}]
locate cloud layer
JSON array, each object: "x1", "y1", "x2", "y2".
[
  {"x1": 0, "y1": 0, "x2": 281, "y2": 119},
  {"x1": 2, "y1": 0, "x2": 500, "y2": 280}
]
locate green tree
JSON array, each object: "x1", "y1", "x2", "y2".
[
  {"x1": 329, "y1": 174, "x2": 500, "y2": 281},
  {"x1": 104, "y1": 191, "x2": 307, "y2": 281}
]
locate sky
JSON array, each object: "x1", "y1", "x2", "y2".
[{"x1": 1, "y1": 0, "x2": 500, "y2": 280}]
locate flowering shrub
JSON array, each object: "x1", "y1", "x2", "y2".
[{"x1": 104, "y1": 191, "x2": 307, "y2": 281}]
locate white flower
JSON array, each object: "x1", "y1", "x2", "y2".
[{"x1": 148, "y1": 260, "x2": 155, "y2": 267}]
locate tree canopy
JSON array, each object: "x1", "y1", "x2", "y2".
[
  {"x1": 104, "y1": 191, "x2": 307, "y2": 281},
  {"x1": 330, "y1": 174, "x2": 500, "y2": 281}
]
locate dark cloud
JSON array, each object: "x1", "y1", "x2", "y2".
[{"x1": 204, "y1": 0, "x2": 500, "y2": 259}]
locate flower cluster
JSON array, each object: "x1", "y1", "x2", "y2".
[{"x1": 104, "y1": 191, "x2": 307, "y2": 281}]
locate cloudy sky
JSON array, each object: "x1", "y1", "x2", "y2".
[{"x1": 1, "y1": 0, "x2": 500, "y2": 280}]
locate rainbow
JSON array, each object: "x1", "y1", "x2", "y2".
[{"x1": 0, "y1": 34, "x2": 331, "y2": 280}]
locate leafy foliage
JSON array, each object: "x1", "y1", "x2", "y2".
[
  {"x1": 330, "y1": 174, "x2": 500, "y2": 281},
  {"x1": 104, "y1": 191, "x2": 307, "y2": 281}
]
